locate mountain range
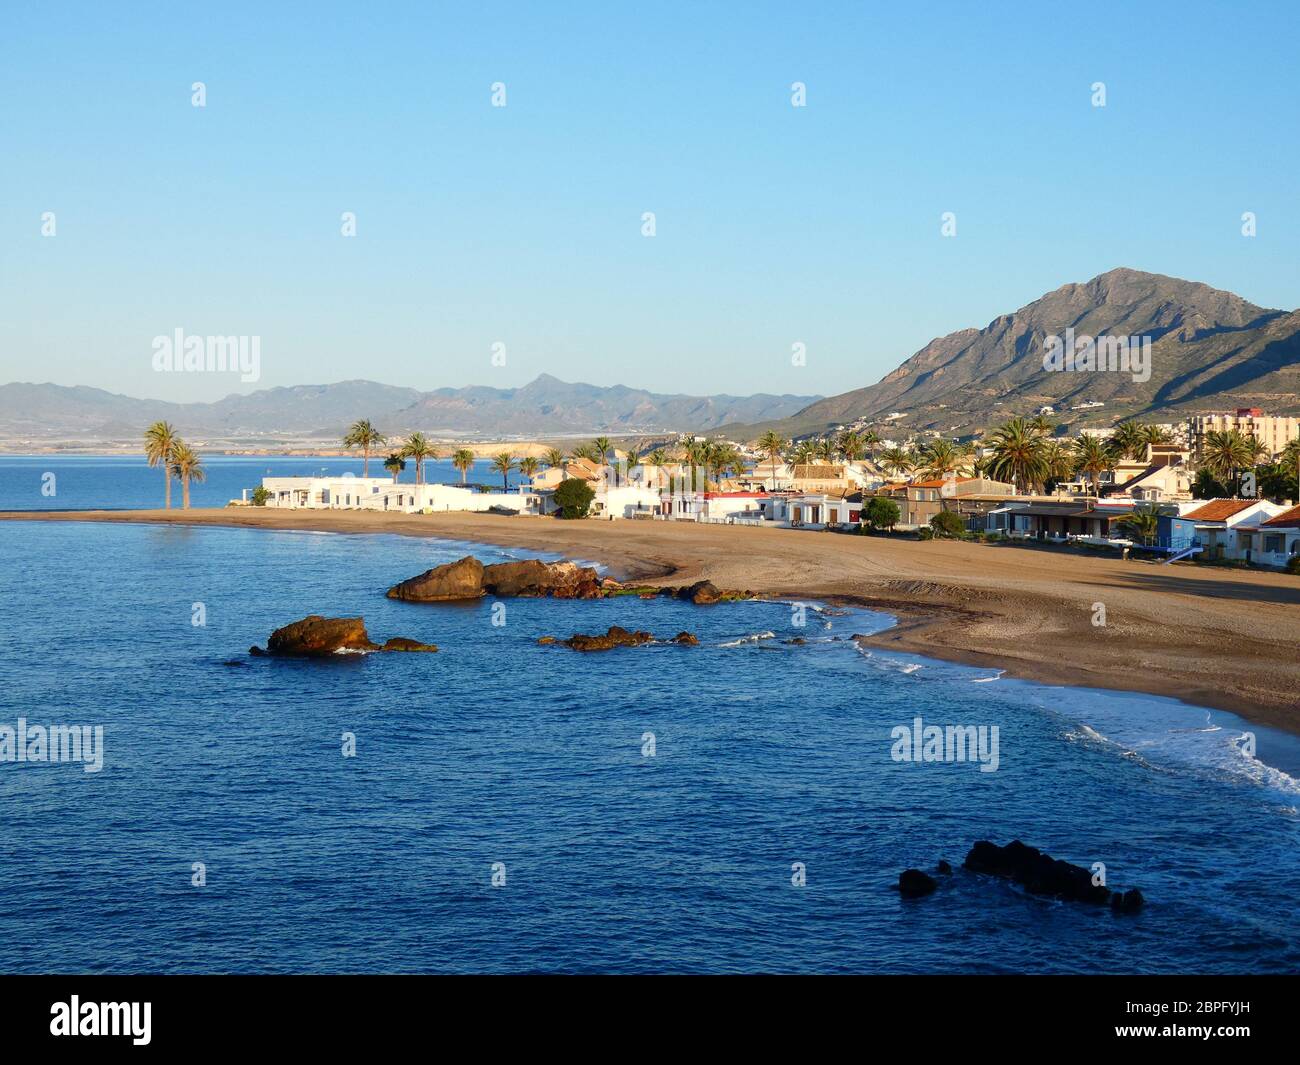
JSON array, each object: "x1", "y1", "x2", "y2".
[
  {"x1": 3, "y1": 269, "x2": 1297, "y2": 447},
  {"x1": 732, "y1": 268, "x2": 1300, "y2": 438},
  {"x1": 0, "y1": 375, "x2": 820, "y2": 444}
]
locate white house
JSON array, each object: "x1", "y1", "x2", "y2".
[
  {"x1": 658, "y1": 490, "x2": 773, "y2": 523},
  {"x1": 1233, "y1": 504, "x2": 1300, "y2": 568},
  {"x1": 259, "y1": 476, "x2": 541, "y2": 515},
  {"x1": 1178, "y1": 498, "x2": 1284, "y2": 561}
]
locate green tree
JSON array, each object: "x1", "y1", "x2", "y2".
[
  {"x1": 342, "y1": 419, "x2": 386, "y2": 477},
  {"x1": 543, "y1": 447, "x2": 565, "y2": 468},
  {"x1": 918, "y1": 439, "x2": 969, "y2": 480},
  {"x1": 401, "y1": 432, "x2": 436, "y2": 485},
  {"x1": 755, "y1": 430, "x2": 785, "y2": 490},
  {"x1": 879, "y1": 447, "x2": 913, "y2": 479},
  {"x1": 554, "y1": 477, "x2": 595, "y2": 518},
  {"x1": 929, "y1": 509, "x2": 966, "y2": 538},
  {"x1": 144, "y1": 420, "x2": 180, "y2": 509},
  {"x1": 451, "y1": 448, "x2": 475, "y2": 484},
  {"x1": 1073, "y1": 435, "x2": 1116, "y2": 495},
  {"x1": 518, "y1": 456, "x2": 540, "y2": 482},
  {"x1": 250, "y1": 485, "x2": 271, "y2": 506},
  {"x1": 984, "y1": 418, "x2": 1048, "y2": 492},
  {"x1": 592, "y1": 436, "x2": 612, "y2": 466},
  {"x1": 383, "y1": 453, "x2": 406, "y2": 483},
  {"x1": 1118, "y1": 504, "x2": 1162, "y2": 546},
  {"x1": 490, "y1": 451, "x2": 516, "y2": 491},
  {"x1": 169, "y1": 440, "x2": 205, "y2": 509},
  {"x1": 863, "y1": 495, "x2": 900, "y2": 531}
]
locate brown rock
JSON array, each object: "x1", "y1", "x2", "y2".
[
  {"x1": 678, "y1": 580, "x2": 722, "y2": 605},
  {"x1": 381, "y1": 637, "x2": 438, "y2": 653},
  {"x1": 672, "y1": 632, "x2": 700, "y2": 645},
  {"x1": 262, "y1": 616, "x2": 380, "y2": 656},
  {"x1": 564, "y1": 625, "x2": 655, "y2": 651},
  {"x1": 537, "y1": 636, "x2": 557, "y2": 645},
  {"x1": 387, "y1": 556, "x2": 485, "y2": 601},
  {"x1": 481, "y1": 559, "x2": 553, "y2": 597}
]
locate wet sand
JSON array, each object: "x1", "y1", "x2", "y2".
[{"x1": 5, "y1": 507, "x2": 1299, "y2": 732}]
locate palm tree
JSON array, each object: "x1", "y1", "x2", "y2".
[
  {"x1": 879, "y1": 447, "x2": 914, "y2": 480},
  {"x1": 490, "y1": 451, "x2": 516, "y2": 491},
  {"x1": 143, "y1": 421, "x2": 180, "y2": 509},
  {"x1": 168, "y1": 440, "x2": 205, "y2": 509},
  {"x1": 918, "y1": 439, "x2": 969, "y2": 480},
  {"x1": 571, "y1": 442, "x2": 599, "y2": 463},
  {"x1": 1201, "y1": 430, "x2": 1257, "y2": 495},
  {"x1": 836, "y1": 430, "x2": 864, "y2": 463},
  {"x1": 682, "y1": 439, "x2": 707, "y2": 492},
  {"x1": 1141, "y1": 423, "x2": 1173, "y2": 448},
  {"x1": 342, "y1": 419, "x2": 386, "y2": 477},
  {"x1": 862, "y1": 429, "x2": 882, "y2": 460},
  {"x1": 1042, "y1": 440, "x2": 1076, "y2": 490},
  {"x1": 1073, "y1": 435, "x2": 1116, "y2": 496},
  {"x1": 383, "y1": 453, "x2": 406, "y2": 483},
  {"x1": 543, "y1": 447, "x2": 565, "y2": 469},
  {"x1": 1110, "y1": 421, "x2": 1150, "y2": 462},
  {"x1": 518, "y1": 456, "x2": 540, "y2": 483},
  {"x1": 451, "y1": 448, "x2": 475, "y2": 484},
  {"x1": 814, "y1": 437, "x2": 836, "y2": 463},
  {"x1": 756, "y1": 430, "x2": 785, "y2": 490},
  {"x1": 1028, "y1": 414, "x2": 1053, "y2": 436},
  {"x1": 789, "y1": 439, "x2": 817, "y2": 466},
  {"x1": 984, "y1": 418, "x2": 1048, "y2": 493},
  {"x1": 401, "y1": 432, "x2": 436, "y2": 485},
  {"x1": 592, "y1": 436, "x2": 612, "y2": 466},
  {"x1": 1118, "y1": 504, "x2": 1162, "y2": 546}
]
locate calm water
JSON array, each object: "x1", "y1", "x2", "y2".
[
  {"x1": 0, "y1": 454, "x2": 524, "y2": 511},
  {"x1": 1, "y1": 518, "x2": 1299, "y2": 974}
]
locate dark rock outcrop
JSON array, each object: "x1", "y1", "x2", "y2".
[
  {"x1": 1110, "y1": 888, "x2": 1146, "y2": 914},
  {"x1": 251, "y1": 616, "x2": 436, "y2": 657},
  {"x1": 381, "y1": 637, "x2": 438, "y2": 653},
  {"x1": 679, "y1": 580, "x2": 722, "y2": 605},
  {"x1": 264, "y1": 616, "x2": 380, "y2": 656},
  {"x1": 964, "y1": 840, "x2": 1124, "y2": 907},
  {"x1": 387, "y1": 556, "x2": 486, "y2": 601},
  {"x1": 897, "y1": 869, "x2": 937, "y2": 898},
  {"x1": 936, "y1": 860, "x2": 952, "y2": 875},
  {"x1": 563, "y1": 625, "x2": 655, "y2": 652}
]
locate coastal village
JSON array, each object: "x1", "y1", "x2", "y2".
[{"x1": 194, "y1": 407, "x2": 1300, "y2": 574}]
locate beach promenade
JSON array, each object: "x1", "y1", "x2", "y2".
[{"x1": 5, "y1": 507, "x2": 1299, "y2": 730}]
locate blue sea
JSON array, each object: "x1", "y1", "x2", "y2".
[
  {"x1": 1, "y1": 459, "x2": 1299, "y2": 973},
  {"x1": 0, "y1": 453, "x2": 524, "y2": 511}
]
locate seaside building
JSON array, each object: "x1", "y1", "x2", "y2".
[
  {"x1": 1234, "y1": 504, "x2": 1300, "y2": 568},
  {"x1": 785, "y1": 489, "x2": 862, "y2": 528},
  {"x1": 258, "y1": 475, "x2": 542, "y2": 515},
  {"x1": 1180, "y1": 498, "x2": 1285, "y2": 562},
  {"x1": 875, "y1": 476, "x2": 1015, "y2": 528},
  {"x1": 1189, "y1": 409, "x2": 1300, "y2": 459}
]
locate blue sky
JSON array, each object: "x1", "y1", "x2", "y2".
[{"x1": 2, "y1": 1, "x2": 1297, "y2": 403}]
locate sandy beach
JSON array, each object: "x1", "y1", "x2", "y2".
[{"x1": 5, "y1": 507, "x2": 1299, "y2": 731}]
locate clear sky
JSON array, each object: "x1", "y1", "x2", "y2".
[{"x1": 2, "y1": 1, "x2": 1297, "y2": 403}]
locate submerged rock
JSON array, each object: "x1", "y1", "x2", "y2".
[
  {"x1": 1110, "y1": 888, "x2": 1146, "y2": 914},
  {"x1": 381, "y1": 637, "x2": 438, "y2": 653},
  {"x1": 672, "y1": 632, "x2": 700, "y2": 645},
  {"x1": 964, "y1": 840, "x2": 1122, "y2": 907},
  {"x1": 564, "y1": 625, "x2": 655, "y2": 652},
  {"x1": 897, "y1": 869, "x2": 937, "y2": 898},
  {"x1": 250, "y1": 616, "x2": 436, "y2": 657}
]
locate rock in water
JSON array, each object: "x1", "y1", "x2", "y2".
[
  {"x1": 898, "y1": 869, "x2": 938, "y2": 897},
  {"x1": 264, "y1": 616, "x2": 380, "y2": 656},
  {"x1": 381, "y1": 637, "x2": 438, "y2": 653},
  {"x1": 672, "y1": 632, "x2": 700, "y2": 645},
  {"x1": 678, "y1": 580, "x2": 722, "y2": 605},
  {"x1": 963, "y1": 840, "x2": 1112, "y2": 905},
  {"x1": 387, "y1": 556, "x2": 486, "y2": 601},
  {"x1": 1111, "y1": 888, "x2": 1145, "y2": 914},
  {"x1": 482, "y1": 559, "x2": 602, "y2": 599},
  {"x1": 564, "y1": 625, "x2": 655, "y2": 651}
]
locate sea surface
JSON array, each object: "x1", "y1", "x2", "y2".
[
  {"x1": 2, "y1": 516, "x2": 1299, "y2": 974},
  {"x1": 0, "y1": 453, "x2": 525, "y2": 511}
]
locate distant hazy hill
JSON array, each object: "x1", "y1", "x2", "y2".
[
  {"x1": 731, "y1": 268, "x2": 1300, "y2": 438},
  {"x1": 0, "y1": 375, "x2": 819, "y2": 442}
]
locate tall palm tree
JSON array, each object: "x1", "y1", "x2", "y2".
[
  {"x1": 1073, "y1": 435, "x2": 1116, "y2": 496},
  {"x1": 1110, "y1": 421, "x2": 1150, "y2": 462},
  {"x1": 682, "y1": 439, "x2": 707, "y2": 492},
  {"x1": 592, "y1": 436, "x2": 612, "y2": 466},
  {"x1": 1028, "y1": 414, "x2": 1053, "y2": 436},
  {"x1": 571, "y1": 442, "x2": 599, "y2": 463},
  {"x1": 490, "y1": 451, "x2": 516, "y2": 491},
  {"x1": 543, "y1": 447, "x2": 565, "y2": 469},
  {"x1": 1140, "y1": 423, "x2": 1173, "y2": 448},
  {"x1": 814, "y1": 437, "x2": 836, "y2": 463},
  {"x1": 879, "y1": 447, "x2": 913, "y2": 480},
  {"x1": 789, "y1": 439, "x2": 817, "y2": 466},
  {"x1": 451, "y1": 448, "x2": 475, "y2": 484},
  {"x1": 756, "y1": 430, "x2": 785, "y2": 490},
  {"x1": 144, "y1": 421, "x2": 180, "y2": 509},
  {"x1": 836, "y1": 430, "x2": 864, "y2": 463},
  {"x1": 984, "y1": 418, "x2": 1048, "y2": 493},
  {"x1": 383, "y1": 453, "x2": 406, "y2": 483},
  {"x1": 342, "y1": 419, "x2": 386, "y2": 477},
  {"x1": 1201, "y1": 430, "x2": 1257, "y2": 495},
  {"x1": 168, "y1": 440, "x2": 205, "y2": 509},
  {"x1": 918, "y1": 439, "x2": 969, "y2": 480},
  {"x1": 1118, "y1": 504, "x2": 1162, "y2": 546},
  {"x1": 401, "y1": 432, "x2": 436, "y2": 485},
  {"x1": 518, "y1": 456, "x2": 540, "y2": 482},
  {"x1": 862, "y1": 429, "x2": 882, "y2": 461},
  {"x1": 1042, "y1": 440, "x2": 1076, "y2": 490}
]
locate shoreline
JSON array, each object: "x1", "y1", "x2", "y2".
[{"x1": 5, "y1": 507, "x2": 1299, "y2": 734}]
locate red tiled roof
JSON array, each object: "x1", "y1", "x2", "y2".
[
  {"x1": 910, "y1": 477, "x2": 976, "y2": 489},
  {"x1": 1183, "y1": 499, "x2": 1259, "y2": 522},
  {"x1": 1261, "y1": 504, "x2": 1300, "y2": 528}
]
